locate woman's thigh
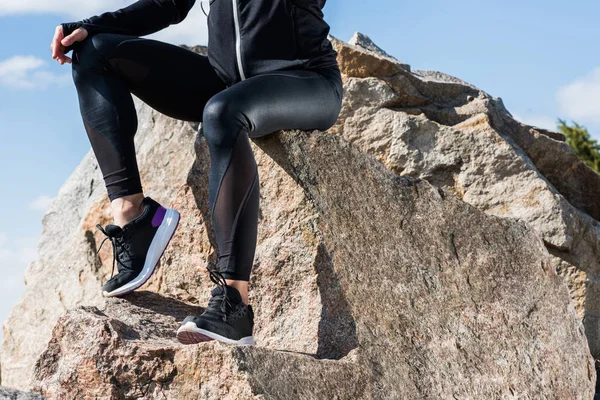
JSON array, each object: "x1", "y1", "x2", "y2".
[
  {"x1": 73, "y1": 33, "x2": 227, "y2": 122},
  {"x1": 204, "y1": 68, "x2": 343, "y2": 137}
]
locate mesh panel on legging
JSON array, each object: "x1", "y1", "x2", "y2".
[
  {"x1": 73, "y1": 58, "x2": 142, "y2": 200},
  {"x1": 83, "y1": 120, "x2": 142, "y2": 199},
  {"x1": 209, "y1": 131, "x2": 260, "y2": 282}
]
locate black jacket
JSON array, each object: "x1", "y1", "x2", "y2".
[{"x1": 61, "y1": 0, "x2": 339, "y2": 86}]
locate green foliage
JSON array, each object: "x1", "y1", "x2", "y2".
[{"x1": 558, "y1": 119, "x2": 600, "y2": 173}]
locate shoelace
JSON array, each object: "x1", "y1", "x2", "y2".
[
  {"x1": 207, "y1": 267, "x2": 235, "y2": 321},
  {"x1": 96, "y1": 224, "x2": 131, "y2": 279}
]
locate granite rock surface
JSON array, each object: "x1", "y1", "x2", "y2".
[{"x1": 1, "y1": 33, "x2": 597, "y2": 399}]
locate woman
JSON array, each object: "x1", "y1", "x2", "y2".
[{"x1": 50, "y1": 0, "x2": 342, "y2": 346}]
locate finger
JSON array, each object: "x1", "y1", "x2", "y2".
[
  {"x1": 62, "y1": 29, "x2": 80, "y2": 46},
  {"x1": 52, "y1": 26, "x2": 64, "y2": 59},
  {"x1": 64, "y1": 56, "x2": 72, "y2": 63},
  {"x1": 64, "y1": 27, "x2": 88, "y2": 47},
  {"x1": 61, "y1": 29, "x2": 78, "y2": 47},
  {"x1": 51, "y1": 39, "x2": 57, "y2": 59},
  {"x1": 53, "y1": 45, "x2": 63, "y2": 61},
  {"x1": 61, "y1": 35, "x2": 73, "y2": 47},
  {"x1": 52, "y1": 45, "x2": 61, "y2": 60}
]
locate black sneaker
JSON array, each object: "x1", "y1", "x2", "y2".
[
  {"x1": 96, "y1": 196, "x2": 180, "y2": 297},
  {"x1": 176, "y1": 268, "x2": 255, "y2": 345}
]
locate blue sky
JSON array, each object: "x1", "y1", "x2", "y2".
[{"x1": 1, "y1": 0, "x2": 599, "y2": 342}]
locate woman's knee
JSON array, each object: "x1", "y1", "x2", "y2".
[
  {"x1": 71, "y1": 33, "x2": 120, "y2": 77},
  {"x1": 202, "y1": 94, "x2": 249, "y2": 148}
]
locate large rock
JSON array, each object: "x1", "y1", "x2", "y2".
[
  {"x1": 0, "y1": 387, "x2": 44, "y2": 399},
  {"x1": 31, "y1": 293, "x2": 365, "y2": 399},
  {"x1": 1, "y1": 91, "x2": 201, "y2": 388},
  {"x1": 330, "y1": 34, "x2": 410, "y2": 78},
  {"x1": 330, "y1": 33, "x2": 600, "y2": 357},
  {"x1": 33, "y1": 130, "x2": 594, "y2": 399},
  {"x1": 1, "y1": 33, "x2": 597, "y2": 398}
]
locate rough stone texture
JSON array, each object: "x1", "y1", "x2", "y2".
[
  {"x1": 32, "y1": 130, "x2": 594, "y2": 399},
  {"x1": 491, "y1": 103, "x2": 600, "y2": 222},
  {"x1": 1, "y1": 91, "x2": 200, "y2": 388},
  {"x1": 329, "y1": 34, "x2": 410, "y2": 78},
  {"x1": 31, "y1": 293, "x2": 366, "y2": 400},
  {"x1": 1, "y1": 33, "x2": 598, "y2": 398},
  {"x1": 554, "y1": 255, "x2": 587, "y2": 320},
  {"x1": 0, "y1": 387, "x2": 44, "y2": 400},
  {"x1": 329, "y1": 34, "x2": 600, "y2": 358},
  {"x1": 348, "y1": 32, "x2": 407, "y2": 68}
]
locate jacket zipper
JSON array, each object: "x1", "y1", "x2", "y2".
[{"x1": 231, "y1": 0, "x2": 246, "y2": 81}]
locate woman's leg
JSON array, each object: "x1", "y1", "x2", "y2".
[
  {"x1": 177, "y1": 67, "x2": 342, "y2": 344},
  {"x1": 201, "y1": 68, "x2": 343, "y2": 304},
  {"x1": 70, "y1": 33, "x2": 227, "y2": 225},
  {"x1": 70, "y1": 33, "x2": 228, "y2": 297}
]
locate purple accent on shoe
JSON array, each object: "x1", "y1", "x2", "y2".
[{"x1": 152, "y1": 207, "x2": 167, "y2": 228}]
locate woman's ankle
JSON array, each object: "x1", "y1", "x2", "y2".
[
  {"x1": 111, "y1": 193, "x2": 145, "y2": 227},
  {"x1": 225, "y1": 279, "x2": 249, "y2": 305}
]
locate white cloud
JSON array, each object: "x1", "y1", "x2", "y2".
[
  {"x1": 512, "y1": 112, "x2": 558, "y2": 131},
  {"x1": 0, "y1": 55, "x2": 71, "y2": 90},
  {"x1": 0, "y1": 1, "x2": 208, "y2": 46},
  {"x1": 29, "y1": 195, "x2": 55, "y2": 212},
  {"x1": 557, "y1": 67, "x2": 600, "y2": 125},
  {"x1": 0, "y1": 1, "x2": 130, "y2": 18}
]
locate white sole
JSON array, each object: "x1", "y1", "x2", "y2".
[
  {"x1": 176, "y1": 321, "x2": 255, "y2": 345},
  {"x1": 103, "y1": 208, "x2": 180, "y2": 297}
]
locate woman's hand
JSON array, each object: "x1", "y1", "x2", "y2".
[{"x1": 51, "y1": 25, "x2": 89, "y2": 65}]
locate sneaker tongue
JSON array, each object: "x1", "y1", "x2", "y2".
[
  {"x1": 104, "y1": 224, "x2": 123, "y2": 236},
  {"x1": 211, "y1": 285, "x2": 242, "y2": 304}
]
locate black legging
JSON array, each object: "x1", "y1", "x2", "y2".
[{"x1": 69, "y1": 33, "x2": 343, "y2": 282}]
